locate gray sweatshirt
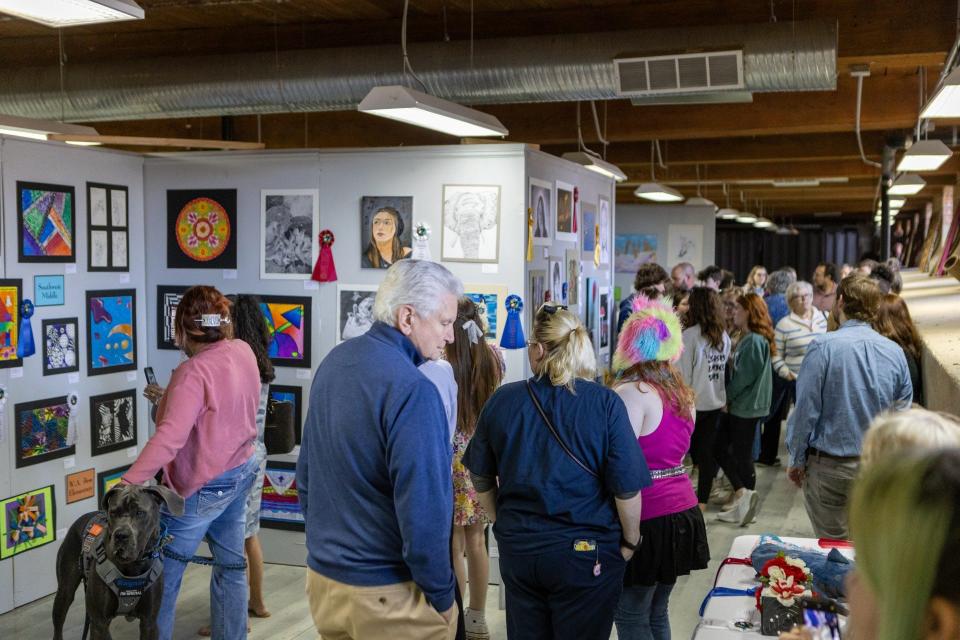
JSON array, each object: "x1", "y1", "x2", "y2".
[{"x1": 680, "y1": 325, "x2": 731, "y2": 412}]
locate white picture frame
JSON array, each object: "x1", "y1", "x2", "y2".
[
  {"x1": 598, "y1": 196, "x2": 611, "y2": 266},
  {"x1": 336, "y1": 284, "x2": 379, "y2": 343},
  {"x1": 260, "y1": 189, "x2": 320, "y2": 280},
  {"x1": 555, "y1": 180, "x2": 577, "y2": 243},
  {"x1": 441, "y1": 184, "x2": 501, "y2": 263},
  {"x1": 529, "y1": 177, "x2": 553, "y2": 246}
]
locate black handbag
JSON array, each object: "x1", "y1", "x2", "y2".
[{"x1": 263, "y1": 398, "x2": 296, "y2": 455}]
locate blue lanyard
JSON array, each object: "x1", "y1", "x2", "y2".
[{"x1": 698, "y1": 586, "x2": 760, "y2": 617}]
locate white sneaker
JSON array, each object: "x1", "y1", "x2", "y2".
[
  {"x1": 464, "y1": 608, "x2": 489, "y2": 640},
  {"x1": 737, "y1": 490, "x2": 760, "y2": 527},
  {"x1": 716, "y1": 498, "x2": 740, "y2": 523}
]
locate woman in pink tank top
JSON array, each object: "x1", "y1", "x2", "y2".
[{"x1": 610, "y1": 296, "x2": 710, "y2": 640}]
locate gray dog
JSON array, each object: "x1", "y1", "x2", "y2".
[{"x1": 52, "y1": 484, "x2": 184, "y2": 640}]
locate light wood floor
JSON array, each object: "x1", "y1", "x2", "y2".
[{"x1": 1, "y1": 445, "x2": 813, "y2": 639}]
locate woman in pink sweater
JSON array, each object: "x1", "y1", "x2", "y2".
[{"x1": 123, "y1": 286, "x2": 261, "y2": 640}]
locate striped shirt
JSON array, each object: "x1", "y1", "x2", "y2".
[{"x1": 772, "y1": 310, "x2": 828, "y2": 378}]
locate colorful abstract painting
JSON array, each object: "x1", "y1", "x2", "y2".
[
  {"x1": 268, "y1": 384, "x2": 303, "y2": 445},
  {"x1": 260, "y1": 461, "x2": 304, "y2": 531},
  {"x1": 17, "y1": 182, "x2": 75, "y2": 263},
  {"x1": 86, "y1": 289, "x2": 137, "y2": 376},
  {"x1": 42, "y1": 317, "x2": 79, "y2": 376},
  {"x1": 97, "y1": 465, "x2": 131, "y2": 508},
  {"x1": 1, "y1": 485, "x2": 56, "y2": 560},
  {"x1": 15, "y1": 397, "x2": 74, "y2": 468},
  {"x1": 258, "y1": 295, "x2": 311, "y2": 368},
  {"x1": 167, "y1": 190, "x2": 238, "y2": 269},
  {"x1": 0, "y1": 280, "x2": 22, "y2": 369}
]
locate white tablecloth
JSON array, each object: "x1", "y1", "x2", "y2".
[{"x1": 691, "y1": 535, "x2": 854, "y2": 639}]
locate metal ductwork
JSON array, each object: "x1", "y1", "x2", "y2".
[{"x1": 0, "y1": 19, "x2": 836, "y2": 122}]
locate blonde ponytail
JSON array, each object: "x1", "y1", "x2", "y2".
[{"x1": 532, "y1": 307, "x2": 597, "y2": 392}]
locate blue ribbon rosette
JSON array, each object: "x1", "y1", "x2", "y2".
[
  {"x1": 17, "y1": 299, "x2": 35, "y2": 358},
  {"x1": 499, "y1": 294, "x2": 526, "y2": 349}
]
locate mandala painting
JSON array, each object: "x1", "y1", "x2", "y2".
[
  {"x1": 0, "y1": 485, "x2": 57, "y2": 560},
  {"x1": 17, "y1": 182, "x2": 75, "y2": 263},
  {"x1": 258, "y1": 295, "x2": 311, "y2": 368},
  {"x1": 15, "y1": 397, "x2": 73, "y2": 468},
  {"x1": 167, "y1": 190, "x2": 237, "y2": 269},
  {"x1": 86, "y1": 289, "x2": 137, "y2": 376}
]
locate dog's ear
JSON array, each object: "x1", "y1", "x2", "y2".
[
  {"x1": 143, "y1": 485, "x2": 185, "y2": 517},
  {"x1": 101, "y1": 485, "x2": 124, "y2": 512}
]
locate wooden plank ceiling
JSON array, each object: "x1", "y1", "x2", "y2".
[{"x1": 0, "y1": 0, "x2": 955, "y2": 221}]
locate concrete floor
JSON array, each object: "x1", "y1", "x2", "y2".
[{"x1": 0, "y1": 447, "x2": 814, "y2": 640}]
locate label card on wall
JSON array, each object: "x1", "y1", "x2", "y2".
[
  {"x1": 303, "y1": 280, "x2": 319, "y2": 291},
  {"x1": 34, "y1": 274, "x2": 65, "y2": 306},
  {"x1": 127, "y1": 447, "x2": 138, "y2": 458},
  {"x1": 68, "y1": 372, "x2": 80, "y2": 384},
  {"x1": 296, "y1": 369, "x2": 311, "y2": 380},
  {"x1": 10, "y1": 368, "x2": 23, "y2": 378},
  {"x1": 119, "y1": 274, "x2": 131, "y2": 284},
  {"x1": 65, "y1": 264, "x2": 77, "y2": 275},
  {"x1": 63, "y1": 456, "x2": 76, "y2": 469},
  {"x1": 66, "y1": 468, "x2": 95, "y2": 504},
  {"x1": 481, "y1": 263, "x2": 499, "y2": 274},
  {"x1": 223, "y1": 269, "x2": 238, "y2": 280},
  {"x1": 126, "y1": 371, "x2": 137, "y2": 382}
]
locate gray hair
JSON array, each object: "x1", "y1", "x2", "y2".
[
  {"x1": 786, "y1": 280, "x2": 813, "y2": 301},
  {"x1": 373, "y1": 260, "x2": 464, "y2": 324},
  {"x1": 765, "y1": 269, "x2": 796, "y2": 295}
]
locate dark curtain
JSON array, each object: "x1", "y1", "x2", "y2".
[{"x1": 715, "y1": 227, "x2": 861, "y2": 283}]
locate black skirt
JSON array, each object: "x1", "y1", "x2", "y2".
[{"x1": 623, "y1": 505, "x2": 710, "y2": 587}]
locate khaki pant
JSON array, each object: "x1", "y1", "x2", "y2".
[
  {"x1": 803, "y1": 454, "x2": 860, "y2": 540},
  {"x1": 306, "y1": 568, "x2": 457, "y2": 640}
]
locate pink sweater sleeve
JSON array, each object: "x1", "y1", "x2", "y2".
[{"x1": 123, "y1": 365, "x2": 206, "y2": 485}]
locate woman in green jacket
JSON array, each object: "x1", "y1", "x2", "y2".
[{"x1": 716, "y1": 292, "x2": 774, "y2": 526}]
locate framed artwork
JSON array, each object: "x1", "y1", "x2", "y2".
[
  {"x1": 528, "y1": 269, "x2": 546, "y2": 329},
  {"x1": 667, "y1": 224, "x2": 704, "y2": 269},
  {"x1": 566, "y1": 250, "x2": 580, "y2": 306},
  {"x1": 598, "y1": 197, "x2": 611, "y2": 265},
  {"x1": 90, "y1": 389, "x2": 137, "y2": 456},
  {"x1": 167, "y1": 189, "x2": 237, "y2": 269},
  {"x1": 156, "y1": 285, "x2": 189, "y2": 351},
  {"x1": 615, "y1": 234, "x2": 658, "y2": 274},
  {"x1": 581, "y1": 203, "x2": 597, "y2": 255},
  {"x1": 555, "y1": 181, "x2": 576, "y2": 243},
  {"x1": 464, "y1": 283, "x2": 509, "y2": 343},
  {"x1": 260, "y1": 189, "x2": 320, "y2": 279},
  {"x1": 598, "y1": 287, "x2": 612, "y2": 354},
  {"x1": 87, "y1": 183, "x2": 129, "y2": 272},
  {"x1": 14, "y1": 396, "x2": 73, "y2": 468},
  {"x1": 268, "y1": 384, "x2": 304, "y2": 446},
  {"x1": 360, "y1": 196, "x2": 413, "y2": 269},
  {"x1": 548, "y1": 258, "x2": 565, "y2": 305},
  {"x1": 66, "y1": 469, "x2": 96, "y2": 504},
  {"x1": 337, "y1": 285, "x2": 378, "y2": 343},
  {"x1": 17, "y1": 182, "x2": 75, "y2": 263},
  {"x1": 0, "y1": 279, "x2": 23, "y2": 369},
  {"x1": 585, "y1": 277, "x2": 596, "y2": 346},
  {"x1": 0, "y1": 485, "x2": 56, "y2": 560},
  {"x1": 42, "y1": 317, "x2": 79, "y2": 376},
  {"x1": 260, "y1": 460, "x2": 304, "y2": 531},
  {"x1": 97, "y1": 465, "x2": 131, "y2": 507},
  {"x1": 259, "y1": 295, "x2": 311, "y2": 368},
  {"x1": 86, "y1": 289, "x2": 137, "y2": 376},
  {"x1": 529, "y1": 178, "x2": 553, "y2": 246},
  {"x1": 34, "y1": 274, "x2": 65, "y2": 307},
  {"x1": 441, "y1": 185, "x2": 501, "y2": 263}
]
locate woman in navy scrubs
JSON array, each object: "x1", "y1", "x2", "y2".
[{"x1": 463, "y1": 303, "x2": 651, "y2": 640}]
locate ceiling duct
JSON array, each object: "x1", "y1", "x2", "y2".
[
  {"x1": 615, "y1": 50, "x2": 744, "y2": 96},
  {"x1": 0, "y1": 19, "x2": 836, "y2": 122}
]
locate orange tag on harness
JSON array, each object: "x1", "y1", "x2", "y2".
[{"x1": 88, "y1": 524, "x2": 104, "y2": 536}]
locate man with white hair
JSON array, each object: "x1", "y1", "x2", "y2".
[
  {"x1": 671, "y1": 261, "x2": 696, "y2": 293},
  {"x1": 297, "y1": 260, "x2": 462, "y2": 640}
]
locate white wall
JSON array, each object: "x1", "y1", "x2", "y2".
[{"x1": 613, "y1": 203, "x2": 716, "y2": 298}]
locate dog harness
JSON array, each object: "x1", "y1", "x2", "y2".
[{"x1": 80, "y1": 514, "x2": 165, "y2": 619}]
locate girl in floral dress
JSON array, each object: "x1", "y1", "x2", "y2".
[{"x1": 446, "y1": 297, "x2": 505, "y2": 640}]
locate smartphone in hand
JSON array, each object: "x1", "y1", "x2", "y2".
[{"x1": 144, "y1": 367, "x2": 158, "y2": 386}]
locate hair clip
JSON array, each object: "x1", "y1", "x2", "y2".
[{"x1": 196, "y1": 314, "x2": 231, "y2": 327}]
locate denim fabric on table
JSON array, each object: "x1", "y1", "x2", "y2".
[{"x1": 749, "y1": 536, "x2": 853, "y2": 599}]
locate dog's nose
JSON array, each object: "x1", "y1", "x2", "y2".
[{"x1": 113, "y1": 530, "x2": 130, "y2": 543}]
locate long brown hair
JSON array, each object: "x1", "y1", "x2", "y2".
[
  {"x1": 364, "y1": 206, "x2": 404, "y2": 268},
  {"x1": 874, "y1": 294, "x2": 923, "y2": 362},
  {"x1": 686, "y1": 287, "x2": 725, "y2": 350},
  {"x1": 445, "y1": 297, "x2": 503, "y2": 436},
  {"x1": 618, "y1": 361, "x2": 695, "y2": 421},
  {"x1": 230, "y1": 294, "x2": 275, "y2": 384},
  {"x1": 737, "y1": 292, "x2": 777, "y2": 356}
]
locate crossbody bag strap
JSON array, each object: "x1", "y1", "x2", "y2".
[{"x1": 525, "y1": 379, "x2": 599, "y2": 480}]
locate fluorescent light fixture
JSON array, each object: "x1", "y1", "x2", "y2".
[
  {"x1": 358, "y1": 85, "x2": 508, "y2": 137},
  {"x1": 753, "y1": 217, "x2": 774, "y2": 228},
  {"x1": 64, "y1": 140, "x2": 103, "y2": 146},
  {"x1": 0, "y1": 114, "x2": 98, "y2": 142},
  {"x1": 897, "y1": 139, "x2": 953, "y2": 172},
  {"x1": 685, "y1": 196, "x2": 718, "y2": 211},
  {"x1": 634, "y1": 182, "x2": 684, "y2": 202},
  {"x1": 716, "y1": 207, "x2": 739, "y2": 220},
  {"x1": 889, "y1": 173, "x2": 926, "y2": 195},
  {"x1": 735, "y1": 213, "x2": 758, "y2": 223},
  {"x1": 561, "y1": 151, "x2": 627, "y2": 182},
  {"x1": 0, "y1": 0, "x2": 143, "y2": 27},
  {"x1": 772, "y1": 178, "x2": 821, "y2": 188},
  {"x1": 921, "y1": 67, "x2": 960, "y2": 118},
  {"x1": 887, "y1": 198, "x2": 906, "y2": 208}
]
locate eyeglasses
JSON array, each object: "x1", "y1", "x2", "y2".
[{"x1": 537, "y1": 303, "x2": 568, "y2": 315}]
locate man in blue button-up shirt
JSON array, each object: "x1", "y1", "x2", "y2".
[{"x1": 785, "y1": 274, "x2": 912, "y2": 539}]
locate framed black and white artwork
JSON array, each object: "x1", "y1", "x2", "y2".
[
  {"x1": 260, "y1": 189, "x2": 320, "y2": 279},
  {"x1": 336, "y1": 285, "x2": 377, "y2": 343},
  {"x1": 90, "y1": 389, "x2": 137, "y2": 456},
  {"x1": 441, "y1": 185, "x2": 500, "y2": 263},
  {"x1": 87, "y1": 183, "x2": 129, "y2": 272},
  {"x1": 156, "y1": 285, "x2": 188, "y2": 351}
]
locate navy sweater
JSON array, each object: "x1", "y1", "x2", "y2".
[{"x1": 296, "y1": 322, "x2": 456, "y2": 610}]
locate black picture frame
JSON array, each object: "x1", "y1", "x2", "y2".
[
  {"x1": 96, "y1": 464, "x2": 132, "y2": 509},
  {"x1": 156, "y1": 285, "x2": 189, "y2": 350},
  {"x1": 0, "y1": 278, "x2": 23, "y2": 370},
  {"x1": 257, "y1": 294, "x2": 312, "y2": 368},
  {"x1": 90, "y1": 389, "x2": 138, "y2": 456},
  {"x1": 268, "y1": 384, "x2": 304, "y2": 445},
  {"x1": 14, "y1": 396, "x2": 74, "y2": 468},
  {"x1": 259, "y1": 460, "x2": 304, "y2": 532},
  {"x1": 167, "y1": 189, "x2": 238, "y2": 269},
  {"x1": 16, "y1": 181, "x2": 76, "y2": 264},
  {"x1": 42, "y1": 316, "x2": 80, "y2": 376},
  {"x1": 87, "y1": 182, "x2": 130, "y2": 273},
  {"x1": 86, "y1": 288, "x2": 138, "y2": 377}
]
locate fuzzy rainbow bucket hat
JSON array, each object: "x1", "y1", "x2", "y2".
[{"x1": 612, "y1": 295, "x2": 683, "y2": 373}]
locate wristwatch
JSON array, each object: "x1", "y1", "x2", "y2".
[{"x1": 620, "y1": 535, "x2": 640, "y2": 551}]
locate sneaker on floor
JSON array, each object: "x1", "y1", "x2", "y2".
[
  {"x1": 464, "y1": 607, "x2": 490, "y2": 640},
  {"x1": 716, "y1": 495, "x2": 741, "y2": 523},
  {"x1": 737, "y1": 489, "x2": 760, "y2": 527},
  {"x1": 709, "y1": 487, "x2": 733, "y2": 506}
]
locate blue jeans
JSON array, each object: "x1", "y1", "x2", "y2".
[
  {"x1": 614, "y1": 583, "x2": 675, "y2": 640},
  {"x1": 157, "y1": 455, "x2": 257, "y2": 640}
]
